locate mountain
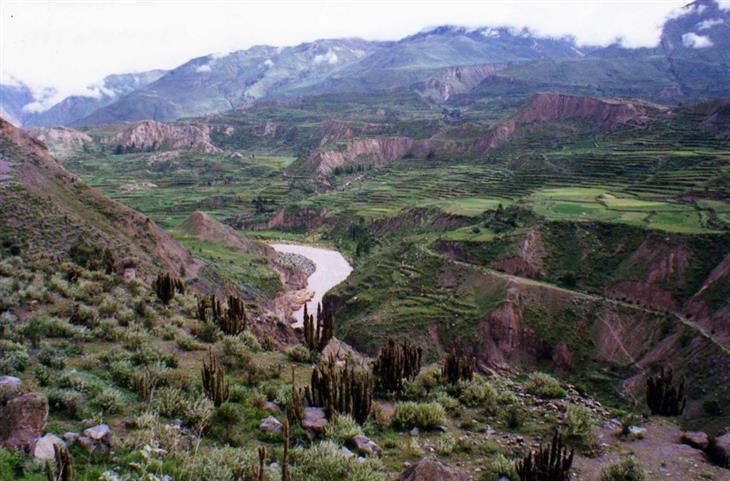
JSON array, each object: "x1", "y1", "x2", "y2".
[
  {"x1": 78, "y1": 39, "x2": 384, "y2": 124},
  {"x1": 22, "y1": 70, "x2": 167, "y2": 127},
  {"x1": 0, "y1": 82, "x2": 35, "y2": 126},
  {"x1": 0, "y1": 116, "x2": 195, "y2": 275}
]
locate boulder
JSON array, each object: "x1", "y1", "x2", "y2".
[
  {"x1": 32, "y1": 433, "x2": 65, "y2": 460},
  {"x1": 63, "y1": 432, "x2": 79, "y2": 444},
  {"x1": 0, "y1": 393, "x2": 48, "y2": 452},
  {"x1": 302, "y1": 407, "x2": 327, "y2": 433},
  {"x1": 260, "y1": 416, "x2": 283, "y2": 433},
  {"x1": 707, "y1": 431, "x2": 730, "y2": 468},
  {"x1": 84, "y1": 424, "x2": 111, "y2": 443},
  {"x1": 76, "y1": 435, "x2": 110, "y2": 454},
  {"x1": 395, "y1": 457, "x2": 469, "y2": 481},
  {"x1": 264, "y1": 402, "x2": 280, "y2": 413},
  {"x1": 349, "y1": 434, "x2": 381, "y2": 456},
  {"x1": 0, "y1": 376, "x2": 22, "y2": 401},
  {"x1": 681, "y1": 431, "x2": 710, "y2": 450}
]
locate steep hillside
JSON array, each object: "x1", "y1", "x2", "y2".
[
  {"x1": 0, "y1": 117, "x2": 195, "y2": 276},
  {"x1": 93, "y1": 120, "x2": 223, "y2": 154}
]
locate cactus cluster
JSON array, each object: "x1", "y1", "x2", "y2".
[
  {"x1": 646, "y1": 367, "x2": 686, "y2": 416},
  {"x1": 516, "y1": 433, "x2": 574, "y2": 481},
  {"x1": 153, "y1": 272, "x2": 185, "y2": 305},
  {"x1": 303, "y1": 302, "x2": 334, "y2": 352},
  {"x1": 285, "y1": 367, "x2": 305, "y2": 426},
  {"x1": 306, "y1": 356, "x2": 372, "y2": 424},
  {"x1": 197, "y1": 294, "x2": 248, "y2": 335},
  {"x1": 281, "y1": 419, "x2": 291, "y2": 481},
  {"x1": 372, "y1": 338, "x2": 423, "y2": 394},
  {"x1": 202, "y1": 349, "x2": 230, "y2": 406},
  {"x1": 46, "y1": 444, "x2": 73, "y2": 481},
  {"x1": 442, "y1": 349, "x2": 475, "y2": 385}
]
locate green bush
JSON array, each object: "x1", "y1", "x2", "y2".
[
  {"x1": 290, "y1": 441, "x2": 386, "y2": 481},
  {"x1": 287, "y1": 345, "x2": 313, "y2": 363},
  {"x1": 0, "y1": 340, "x2": 29, "y2": 374},
  {"x1": 563, "y1": 404, "x2": 595, "y2": 448},
  {"x1": 502, "y1": 403, "x2": 526, "y2": 429},
  {"x1": 525, "y1": 372, "x2": 566, "y2": 398},
  {"x1": 459, "y1": 381, "x2": 498, "y2": 412},
  {"x1": 93, "y1": 387, "x2": 126, "y2": 414},
  {"x1": 480, "y1": 453, "x2": 518, "y2": 481},
  {"x1": 393, "y1": 401, "x2": 446, "y2": 430},
  {"x1": 324, "y1": 414, "x2": 363, "y2": 443},
  {"x1": 47, "y1": 388, "x2": 85, "y2": 418},
  {"x1": 600, "y1": 457, "x2": 645, "y2": 481},
  {"x1": 175, "y1": 332, "x2": 202, "y2": 351},
  {"x1": 218, "y1": 335, "x2": 253, "y2": 369}
]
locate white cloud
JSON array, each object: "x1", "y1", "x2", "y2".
[
  {"x1": 682, "y1": 32, "x2": 714, "y2": 48},
  {"x1": 698, "y1": 18, "x2": 725, "y2": 30},
  {"x1": 2, "y1": 0, "x2": 690, "y2": 103},
  {"x1": 263, "y1": 59, "x2": 274, "y2": 67},
  {"x1": 195, "y1": 64, "x2": 212, "y2": 73},
  {"x1": 716, "y1": 1, "x2": 730, "y2": 11},
  {"x1": 313, "y1": 50, "x2": 338, "y2": 65}
]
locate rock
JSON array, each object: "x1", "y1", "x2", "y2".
[
  {"x1": 264, "y1": 402, "x2": 279, "y2": 413},
  {"x1": 349, "y1": 434, "x2": 381, "y2": 456},
  {"x1": 681, "y1": 431, "x2": 710, "y2": 450},
  {"x1": 32, "y1": 433, "x2": 65, "y2": 460},
  {"x1": 302, "y1": 407, "x2": 326, "y2": 433},
  {"x1": 628, "y1": 425, "x2": 647, "y2": 439},
  {"x1": 410, "y1": 427, "x2": 420, "y2": 437},
  {"x1": 260, "y1": 416, "x2": 283, "y2": 433},
  {"x1": 84, "y1": 424, "x2": 111, "y2": 442},
  {"x1": 395, "y1": 457, "x2": 469, "y2": 481},
  {"x1": 0, "y1": 375, "x2": 22, "y2": 400},
  {"x1": 63, "y1": 432, "x2": 79, "y2": 444},
  {"x1": 0, "y1": 393, "x2": 48, "y2": 452},
  {"x1": 707, "y1": 432, "x2": 730, "y2": 468},
  {"x1": 340, "y1": 446, "x2": 355, "y2": 458}
]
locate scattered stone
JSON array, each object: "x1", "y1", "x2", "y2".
[
  {"x1": 410, "y1": 427, "x2": 420, "y2": 437},
  {"x1": 260, "y1": 416, "x2": 283, "y2": 433},
  {"x1": 63, "y1": 432, "x2": 79, "y2": 444},
  {"x1": 302, "y1": 407, "x2": 326, "y2": 433},
  {"x1": 349, "y1": 434, "x2": 381, "y2": 456},
  {"x1": 628, "y1": 425, "x2": 647, "y2": 440},
  {"x1": 395, "y1": 457, "x2": 469, "y2": 481},
  {"x1": 340, "y1": 446, "x2": 355, "y2": 458},
  {"x1": 264, "y1": 402, "x2": 279, "y2": 413},
  {"x1": 0, "y1": 376, "x2": 22, "y2": 400},
  {"x1": 681, "y1": 431, "x2": 710, "y2": 451},
  {"x1": 33, "y1": 433, "x2": 65, "y2": 460},
  {"x1": 84, "y1": 424, "x2": 111, "y2": 442},
  {"x1": 0, "y1": 392, "x2": 48, "y2": 452}
]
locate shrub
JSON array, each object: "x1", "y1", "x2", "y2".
[
  {"x1": 93, "y1": 387, "x2": 126, "y2": 414},
  {"x1": 503, "y1": 403, "x2": 526, "y2": 429},
  {"x1": 324, "y1": 414, "x2": 363, "y2": 443},
  {"x1": 95, "y1": 318, "x2": 124, "y2": 341},
  {"x1": 435, "y1": 392, "x2": 463, "y2": 417},
  {"x1": 0, "y1": 340, "x2": 29, "y2": 374},
  {"x1": 287, "y1": 345, "x2": 313, "y2": 363},
  {"x1": 393, "y1": 401, "x2": 446, "y2": 430},
  {"x1": 480, "y1": 453, "x2": 518, "y2": 481},
  {"x1": 175, "y1": 332, "x2": 202, "y2": 351},
  {"x1": 191, "y1": 321, "x2": 220, "y2": 343},
  {"x1": 238, "y1": 331, "x2": 262, "y2": 352},
  {"x1": 153, "y1": 387, "x2": 187, "y2": 418},
  {"x1": 563, "y1": 405, "x2": 595, "y2": 448},
  {"x1": 217, "y1": 335, "x2": 253, "y2": 369},
  {"x1": 47, "y1": 388, "x2": 85, "y2": 418},
  {"x1": 290, "y1": 440, "x2": 386, "y2": 481},
  {"x1": 600, "y1": 457, "x2": 645, "y2": 481},
  {"x1": 459, "y1": 381, "x2": 498, "y2": 411},
  {"x1": 370, "y1": 401, "x2": 392, "y2": 429},
  {"x1": 525, "y1": 372, "x2": 566, "y2": 398},
  {"x1": 22, "y1": 315, "x2": 87, "y2": 340}
]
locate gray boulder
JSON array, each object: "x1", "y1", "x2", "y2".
[
  {"x1": 681, "y1": 431, "x2": 710, "y2": 450},
  {"x1": 396, "y1": 457, "x2": 469, "y2": 481},
  {"x1": 260, "y1": 416, "x2": 283, "y2": 433},
  {"x1": 349, "y1": 434, "x2": 381, "y2": 456},
  {"x1": 32, "y1": 433, "x2": 65, "y2": 460},
  {"x1": 302, "y1": 407, "x2": 327, "y2": 433}
]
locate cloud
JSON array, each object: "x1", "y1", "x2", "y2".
[
  {"x1": 195, "y1": 64, "x2": 212, "y2": 73},
  {"x1": 717, "y1": 1, "x2": 730, "y2": 11},
  {"x1": 682, "y1": 32, "x2": 714, "y2": 48},
  {"x1": 698, "y1": 18, "x2": 725, "y2": 30},
  {"x1": 313, "y1": 49, "x2": 338, "y2": 65},
  {"x1": 263, "y1": 59, "x2": 274, "y2": 68}
]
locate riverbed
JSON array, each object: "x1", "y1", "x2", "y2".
[{"x1": 270, "y1": 243, "x2": 352, "y2": 327}]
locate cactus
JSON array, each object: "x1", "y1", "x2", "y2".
[
  {"x1": 516, "y1": 433, "x2": 574, "y2": 481},
  {"x1": 282, "y1": 419, "x2": 291, "y2": 481},
  {"x1": 219, "y1": 295, "x2": 247, "y2": 335},
  {"x1": 285, "y1": 367, "x2": 305, "y2": 426},
  {"x1": 442, "y1": 349, "x2": 475, "y2": 385},
  {"x1": 306, "y1": 356, "x2": 372, "y2": 424},
  {"x1": 46, "y1": 444, "x2": 73, "y2": 481},
  {"x1": 202, "y1": 349, "x2": 229, "y2": 406},
  {"x1": 372, "y1": 338, "x2": 423, "y2": 394},
  {"x1": 133, "y1": 371, "x2": 152, "y2": 402},
  {"x1": 196, "y1": 297, "x2": 208, "y2": 323},
  {"x1": 303, "y1": 302, "x2": 335, "y2": 352},
  {"x1": 153, "y1": 272, "x2": 182, "y2": 305},
  {"x1": 646, "y1": 367, "x2": 686, "y2": 416}
]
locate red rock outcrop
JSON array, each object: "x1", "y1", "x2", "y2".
[
  {"x1": 0, "y1": 393, "x2": 48, "y2": 453},
  {"x1": 478, "y1": 92, "x2": 663, "y2": 151},
  {"x1": 97, "y1": 120, "x2": 222, "y2": 154},
  {"x1": 416, "y1": 63, "x2": 507, "y2": 101}
]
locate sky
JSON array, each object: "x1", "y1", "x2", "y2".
[{"x1": 0, "y1": 0, "x2": 701, "y2": 110}]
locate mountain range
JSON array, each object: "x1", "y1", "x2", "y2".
[{"x1": 2, "y1": 0, "x2": 729, "y2": 127}]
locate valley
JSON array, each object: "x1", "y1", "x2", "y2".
[{"x1": 2, "y1": 1, "x2": 730, "y2": 480}]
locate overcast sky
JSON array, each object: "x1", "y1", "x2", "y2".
[{"x1": 0, "y1": 0, "x2": 700, "y2": 108}]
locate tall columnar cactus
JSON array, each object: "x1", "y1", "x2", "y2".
[
  {"x1": 153, "y1": 272, "x2": 176, "y2": 305},
  {"x1": 250, "y1": 446, "x2": 266, "y2": 481},
  {"x1": 46, "y1": 444, "x2": 73, "y2": 481},
  {"x1": 282, "y1": 419, "x2": 291, "y2": 481},
  {"x1": 202, "y1": 349, "x2": 230, "y2": 406},
  {"x1": 219, "y1": 295, "x2": 247, "y2": 335},
  {"x1": 516, "y1": 433, "x2": 574, "y2": 481},
  {"x1": 306, "y1": 356, "x2": 372, "y2": 424},
  {"x1": 286, "y1": 367, "x2": 305, "y2": 426},
  {"x1": 303, "y1": 302, "x2": 335, "y2": 352},
  {"x1": 442, "y1": 349, "x2": 475, "y2": 385},
  {"x1": 646, "y1": 367, "x2": 686, "y2": 416},
  {"x1": 372, "y1": 338, "x2": 423, "y2": 394},
  {"x1": 196, "y1": 297, "x2": 208, "y2": 323}
]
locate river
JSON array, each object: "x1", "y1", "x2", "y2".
[{"x1": 270, "y1": 243, "x2": 353, "y2": 327}]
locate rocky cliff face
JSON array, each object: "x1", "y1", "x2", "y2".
[
  {"x1": 97, "y1": 120, "x2": 222, "y2": 154},
  {"x1": 306, "y1": 136, "x2": 431, "y2": 178},
  {"x1": 478, "y1": 92, "x2": 664, "y2": 151},
  {"x1": 27, "y1": 126, "x2": 93, "y2": 159},
  {"x1": 415, "y1": 63, "x2": 507, "y2": 101}
]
